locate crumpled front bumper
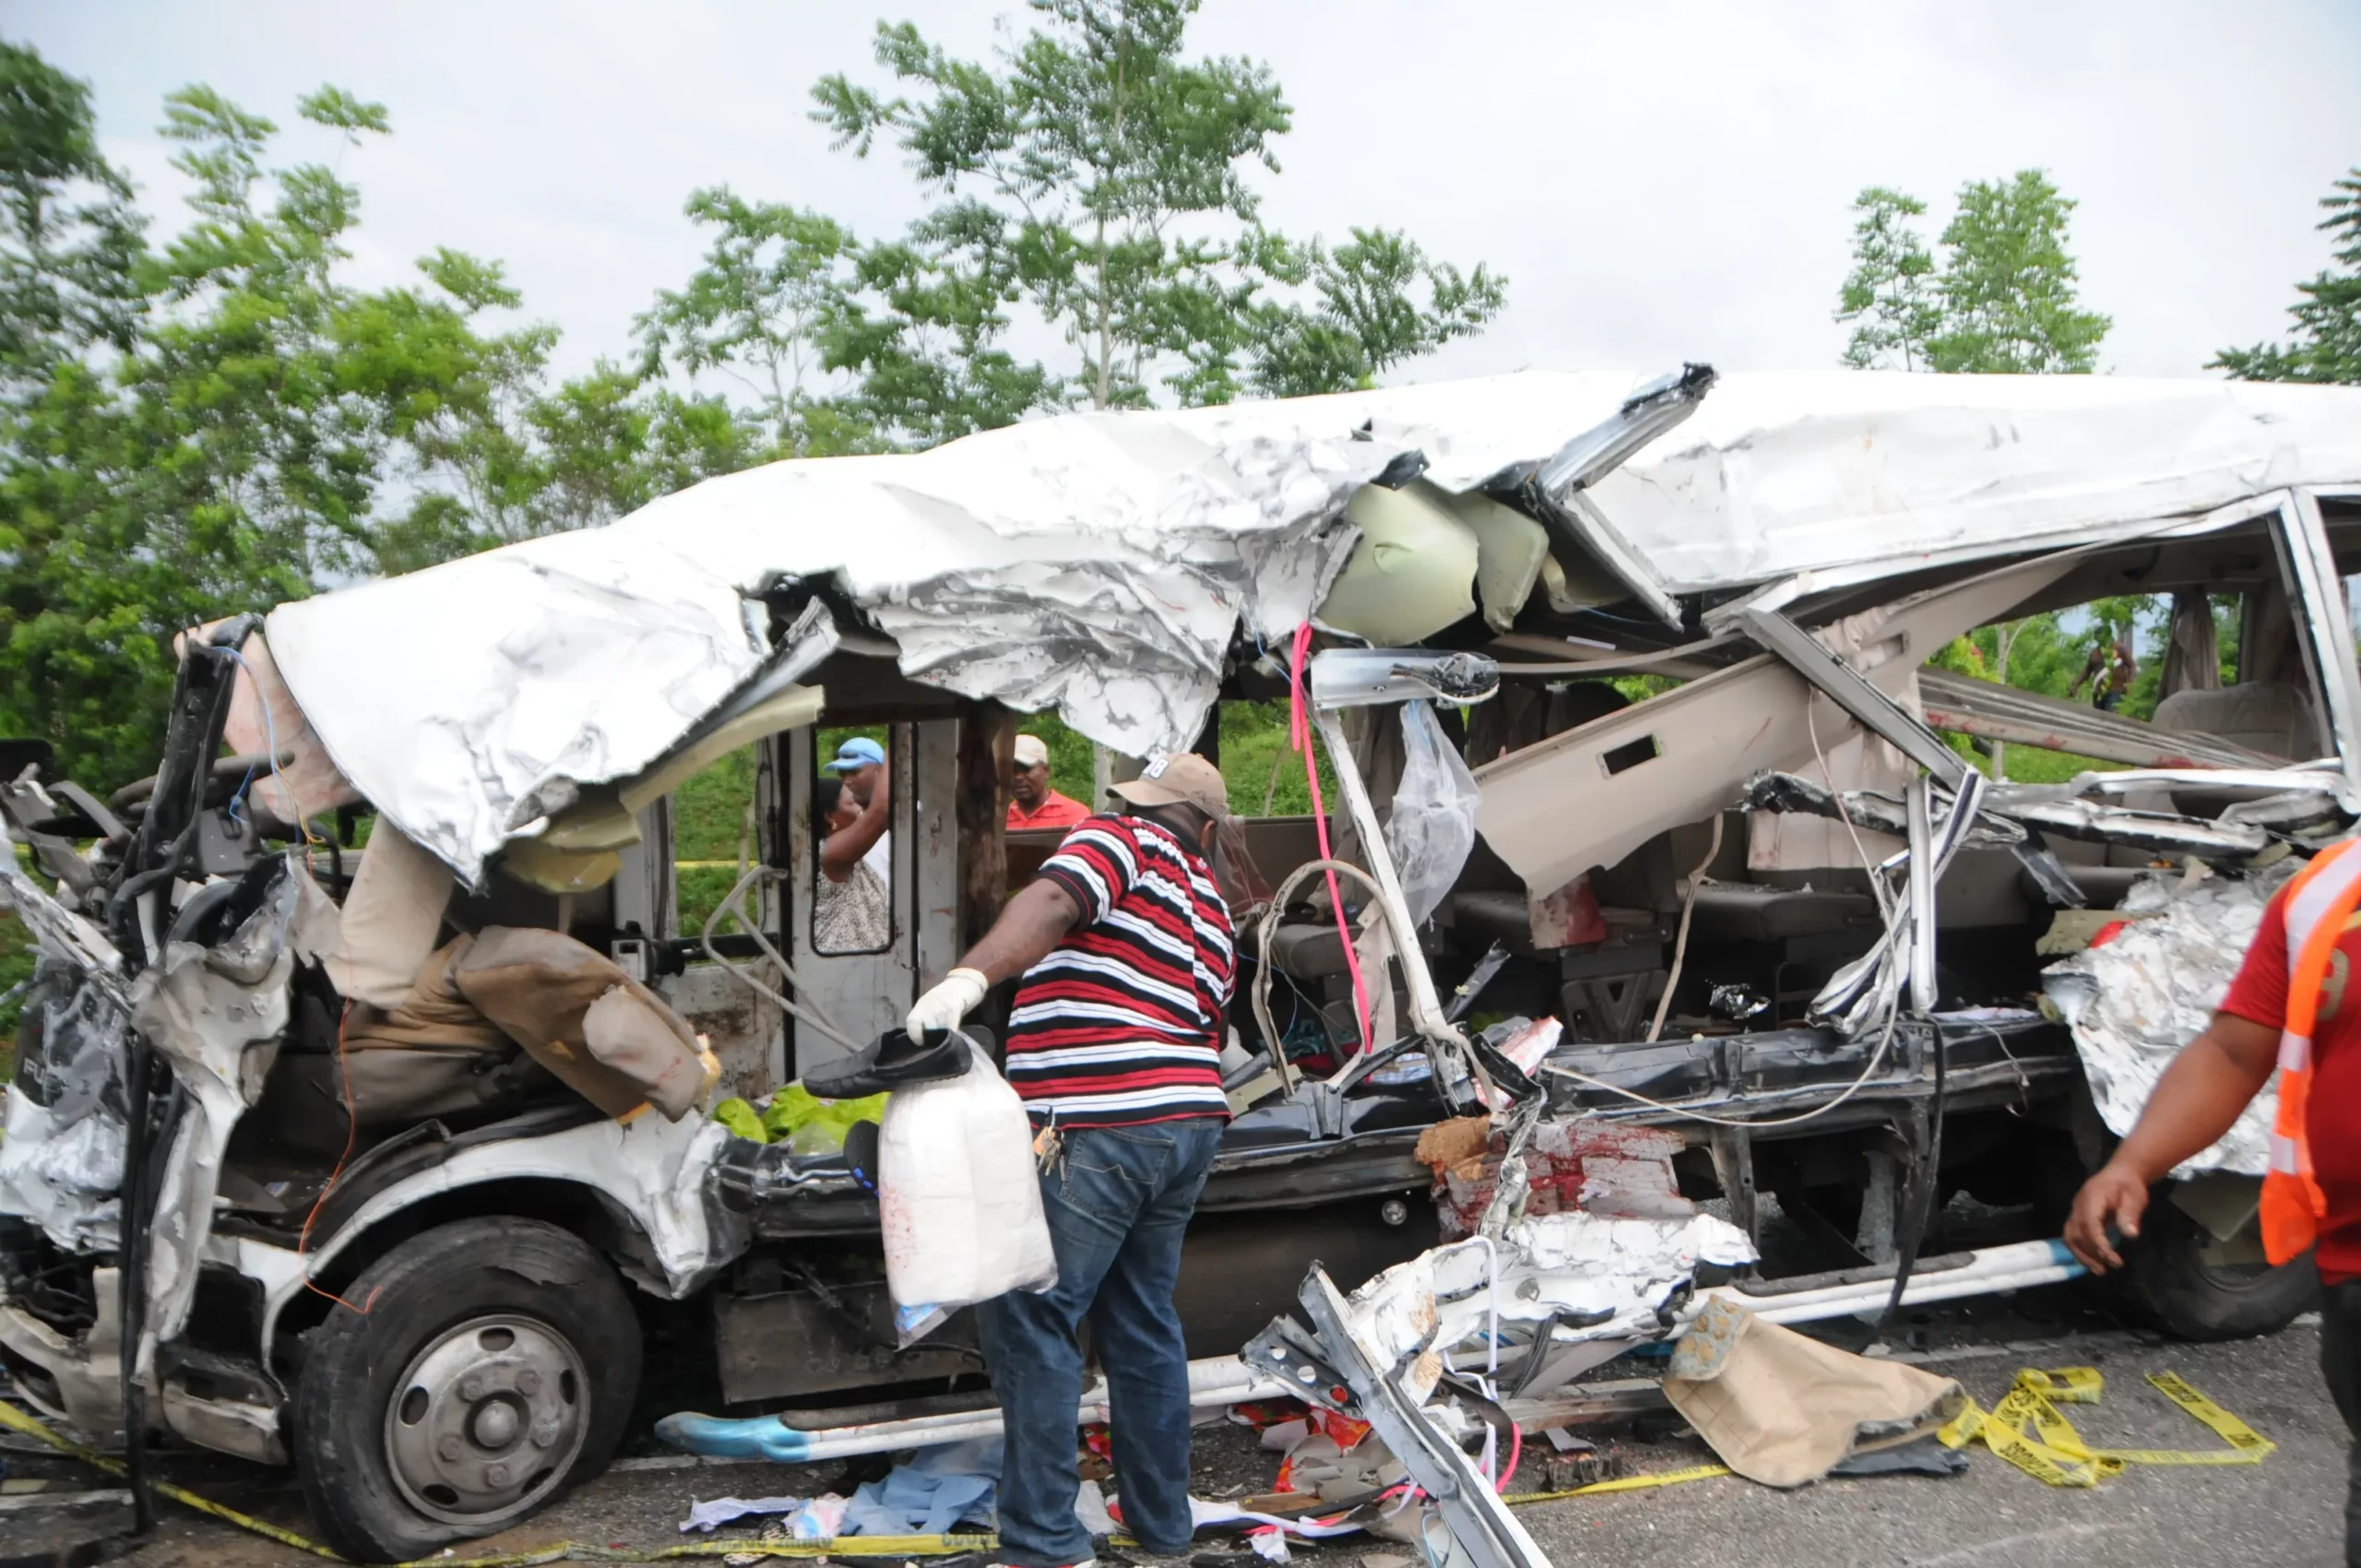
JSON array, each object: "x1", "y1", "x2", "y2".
[{"x1": 0, "y1": 1268, "x2": 286, "y2": 1466}]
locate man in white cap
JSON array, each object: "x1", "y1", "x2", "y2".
[
  {"x1": 1007, "y1": 732, "x2": 1088, "y2": 831},
  {"x1": 905, "y1": 753, "x2": 1236, "y2": 1568}
]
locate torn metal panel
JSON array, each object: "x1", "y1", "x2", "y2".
[
  {"x1": 1295, "y1": 1264, "x2": 1550, "y2": 1568},
  {"x1": 1584, "y1": 374, "x2": 2361, "y2": 596},
  {"x1": 1494, "y1": 364, "x2": 1719, "y2": 629},
  {"x1": 2279, "y1": 490, "x2": 2361, "y2": 782},
  {"x1": 2043, "y1": 861, "x2": 2297, "y2": 1177},
  {"x1": 127, "y1": 858, "x2": 339, "y2": 1357},
  {"x1": 1309, "y1": 648, "x2": 1501, "y2": 710},
  {"x1": 0, "y1": 866, "x2": 132, "y2": 1253},
  {"x1": 1979, "y1": 791, "x2": 2270, "y2": 860},
  {"x1": 1474, "y1": 552, "x2": 2079, "y2": 898},
  {"x1": 1741, "y1": 606, "x2": 1966, "y2": 785},
  {"x1": 1746, "y1": 768, "x2": 2289, "y2": 867},
  {"x1": 261, "y1": 1111, "x2": 735, "y2": 1353},
  {"x1": 1808, "y1": 770, "x2": 1985, "y2": 1036},
  {"x1": 0, "y1": 855, "x2": 123, "y2": 984}
]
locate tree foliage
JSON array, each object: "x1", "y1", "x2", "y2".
[
  {"x1": 0, "y1": 13, "x2": 1506, "y2": 791},
  {"x1": 1834, "y1": 171, "x2": 2110, "y2": 374},
  {"x1": 0, "y1": 49, "x2": 756, "y2": 788},
  {"x1": 2213, "y1": 168, "x2": 2361, "y2": 385},
  {"x1": 1835, "y1": 187, "x2": 1939, "y2": 371},
  {"x1": 808, "y1": 0, "x2": 1503, "y2": 412}
]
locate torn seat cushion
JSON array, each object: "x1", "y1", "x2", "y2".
[
  {"x1": 453, "y1": 927, "x2": 710, "y2": 1121},
  {"x1": 256, "y1": 936, "x2": 558, "y2": 1155}
]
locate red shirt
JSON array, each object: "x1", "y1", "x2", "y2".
[
  {"x1": 1008, "y1": 790, "x2": 1089, "y2": 831},
  {"x1": 2220, "y1": 883, "x2": 2361, "y2": 1280}
]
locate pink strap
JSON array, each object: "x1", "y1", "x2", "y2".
[{"x1": 1290, "y1": 623, "x2": 1374, "y2": 1053}]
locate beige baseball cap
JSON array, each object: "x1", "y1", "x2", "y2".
[
  {"x1": 1111, "y1": 752, "x2": 1229, "y2": 823},
  {"x1": 1013, "y1": 733, "x2": 1050, "y2": 768}
]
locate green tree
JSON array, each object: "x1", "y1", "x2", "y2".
[
  {"x1": 0, "y1": 42, "x2": 144, "y2": 388},
  {"x1": 0, "y1": 74, "x2": 644, "y2": 787},
  {"x1": 809, "y1": 0, "x2": 1503, "y2": 417},
  {"x1": 1834, "y1": 187, "x2": 1940, "y2": 371},
  {"x1": 1833, "y1": 170, "x2": 2109, "y2": 375},
  {"x1": 635, "y1": 190, "x2": 878, "y2": 456},
  {"x1": 2213, "y1": 169, "x2": 2361, "y2": 384},
  {"x1": 1927, "y1": 172, "x2": 2110, "y2": 374}
]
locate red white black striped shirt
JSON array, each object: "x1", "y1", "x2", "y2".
[{"x1": 1005, "y1": 814, "x2": 1237, "y2": 1128}]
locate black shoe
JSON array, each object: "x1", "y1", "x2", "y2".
[{"x1": 801, "y1": 1027, "x2": 975, "y2": 1099}]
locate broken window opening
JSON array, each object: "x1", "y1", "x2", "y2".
[{"x1": 811, "y1": 727, "x2": 894, "y2": 957}]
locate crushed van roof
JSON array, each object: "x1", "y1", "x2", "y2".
[{"x1": 261, "y1": 369, "x2": 2361, "y2": 881}]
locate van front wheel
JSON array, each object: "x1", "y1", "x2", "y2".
[{"x1": 294, "y1": 1217, "x2": 642, "y2": 1562}]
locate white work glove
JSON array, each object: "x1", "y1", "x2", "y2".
[{"x1": 906, "y1": 968, "x2": 989, "y2": 1039}]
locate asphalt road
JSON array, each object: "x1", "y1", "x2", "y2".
[{"x1": 0, "y1": 1283, "x2": 2345, "y2": 1568}]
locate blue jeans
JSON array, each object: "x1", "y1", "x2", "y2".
[{"x1": 976, "y1": 1117, "x2": 1224, "y2": 1567}]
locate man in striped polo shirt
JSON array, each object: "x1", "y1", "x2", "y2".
[{"x1": 904, "y1": 752, "x2": 1236, "y2": 1568}]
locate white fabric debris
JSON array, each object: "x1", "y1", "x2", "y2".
[
  {"x1": 2044, "y1": 861, "x2": 2300, "y2": 1177},
  {"x1": 681, "y1": 1496, "x2": 801, "y2": 1535}
]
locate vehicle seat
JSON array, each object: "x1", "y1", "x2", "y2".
[
  {"x1": 1686, "y1": 884, "x2": 1880, "y2": 944},
  {"x1": 2153, "y1": 682, "x2": 2320, "y2": 761}
]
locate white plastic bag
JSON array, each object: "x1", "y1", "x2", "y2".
[
  {"x1": 878, "y1": 1041, "x2": 1056, "y2": 1339},
  {"x1": 1386, "y1": 700, "x2": 1481, "y2": 927}
]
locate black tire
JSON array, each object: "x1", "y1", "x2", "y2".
[
  {"x1": 294, "y1": 1217, "x2": 642, "y2": 1562},
  {"x1": 2113, "y1": 1182, "x2": 2318, "y2": 1341}
]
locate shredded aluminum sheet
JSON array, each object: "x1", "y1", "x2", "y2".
[
  {"x1": 2043, "y1": 860, "x2": 2301, "y2": 1177},
  {"x1": 1346, "y1": 1209, "x2": 1759, "y2": 1380},
  {"x1": 261, "y1": 371, "x2": 2361, "y2": 882}
]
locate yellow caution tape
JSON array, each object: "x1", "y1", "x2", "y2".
[
  {"x1": 1502, "y1": 1463, "x2": 1731, "y2": 1502},
  {"x1": 0, "y1": 1396, "x2": 340, "y2": 1558},
  {"x1": 1937, "y1": 1367, "x2": 2272, "y2": 1488},
  {"x1": 0, "y1": 1396, "x2": 997, "y2": 1565},
  {"x1": 0, "y1": 1364, "x2": 2272, "y2": 1562}
]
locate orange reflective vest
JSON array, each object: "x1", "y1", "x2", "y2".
[{"x1": 2261, "y1": 838, "x2": 2361, "y2": 1265}]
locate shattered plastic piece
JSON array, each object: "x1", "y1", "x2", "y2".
[
  {"x1": 1710, "y1": 982, "x2": 1769, "y2": 1021},
  {"x1": 1074, "y1": 1479, "x2": 1117, "y2": 1538},
  {"x1": 2044, "y1": 861, "x2": 2298, "y2": 1176}
]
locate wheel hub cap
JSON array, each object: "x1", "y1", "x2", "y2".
[{"x1": 385, "y1": 1315, "x2": 588, "y2": 1526}]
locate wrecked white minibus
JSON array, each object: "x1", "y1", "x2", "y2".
[{"x1": 4, "y1": 366, "x2": 2360, "y2": 1558}]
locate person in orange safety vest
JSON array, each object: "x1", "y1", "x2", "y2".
[{"x1": 2068, "y1": 837, "x2": 2361, "y2": 1563}]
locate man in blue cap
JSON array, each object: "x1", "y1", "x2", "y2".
[{"x1": 821, "y1": 737, "x2": 890, "y2": 888}]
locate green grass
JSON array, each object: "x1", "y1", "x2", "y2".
[
  {"x1": 672, "y1": 747, "x2": 758, "y2": 936},
  {"x1": 1995, "y1": 746, "x2": 2126, "y2": 784}
]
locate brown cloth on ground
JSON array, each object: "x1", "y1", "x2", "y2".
[
  {"x1": 1662, "y1": 1297, "x2": 1965, "y2": 1487},
  {"x1": 450, "y1": 927, "x2": 710, "y2": 1121}
]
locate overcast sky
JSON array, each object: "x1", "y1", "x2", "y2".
[{"x1": 10, "y1": 0, "x2": 2357, "y2": 394}]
